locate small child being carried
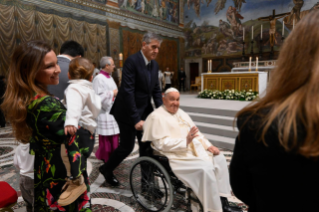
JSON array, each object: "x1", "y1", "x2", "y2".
[{"x1": 58, "y1": 57, "x2": 101, "y2": 206}]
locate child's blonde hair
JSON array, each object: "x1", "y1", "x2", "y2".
[{"x1": 68, "y1": 57, "x2": 94, "y2": 80}]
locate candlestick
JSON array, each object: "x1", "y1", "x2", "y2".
[
  {"x1": 243, "y1": 28, "x2": 245, "y2": 41},
  {"x1": 251, "y1": 26, "x2": 254, "y2": 40},
  {"x1": 251, "y1": 40, "x2": 254, "y2": 56},
  {"x1": 249, "y1": 57, "x2": 252, "y2": 72},
  {"x1": 242, "y1": 41, "x2": 246, "y2": 61},
  {"x1": 282, "y1": 21, "x2": 285, "y2": 36},
  {"x1": 207, "y1": 60, "x2": 209, "y2": 72},
  {"x1": 256, "y1": 57, "x2": 258, "y2": 72},
  {"x1": 119, "y1": 53, "x2": 123, "y2": 60},
  {"x1": 261, "y1": 25, "x2": 263, "y2": 39},
  {"x1": 259, "y1": 39, "x2": 263, "y2": 60}
]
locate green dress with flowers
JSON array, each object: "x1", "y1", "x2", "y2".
[{"x1": 28, "y1": 95, "x2": 91, "y2": 212}]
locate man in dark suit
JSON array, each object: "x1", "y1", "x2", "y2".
[
  {"x1": 178, "y1": 67, "x2": 186, "y2": 91},
  {"x1": 99, "y1": 32, "x2": 163, "y2": 186},
  {"x1": 47, "y1": 40, "x2": 84, "y2": 100}
]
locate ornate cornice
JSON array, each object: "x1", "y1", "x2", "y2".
[
  {"x1": 62, "y1": 0, "x2": 182, "y2": 30},
  {"x1": 21, "y1": 0, "x2": 185, "y2": 38},
  {"x1": 107, "y1": 20, "x2": 121, "y2": 29}
]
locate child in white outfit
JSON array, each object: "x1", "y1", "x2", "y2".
[
  {"x1": 13, "y1": 143, "x2": 35, "y2": 212},
  {"x1": 58, "y1": 57, "x2": 101, "y2": 206}
]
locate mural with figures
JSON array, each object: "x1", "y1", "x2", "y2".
[
  {"x1": 118, "y1": 0, "x2": 179, "y2": 24},
  {"x1": 184, "y1": 0, "x2": 319, "y2": 58}
]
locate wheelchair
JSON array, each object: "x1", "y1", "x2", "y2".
[{"x1": 129, "y1": 143, "x2": 203, "y2": 212}]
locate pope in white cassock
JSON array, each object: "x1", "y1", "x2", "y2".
[{"x1": 142, "y1": 88, "x2": 242, "y2": 212}]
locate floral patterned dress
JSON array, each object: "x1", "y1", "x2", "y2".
[{"x1": 28, "y1": 95, "x2": 91, "y2": 212}]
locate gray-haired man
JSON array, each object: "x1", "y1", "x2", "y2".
[{"x1": 99, "y1": 32, "x2": 163, "y2": 186}]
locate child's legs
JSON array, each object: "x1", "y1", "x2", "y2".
[
  {"x1": 19, "y1": 175, "x2": 34, "y2": 212},
  {"x1": 76, "y1": 128, "x2": 95, "y2": 173},
  {"x1": 61, "y1": 144, "x2": 71, "y2": 177},
  {"x1": 65, "y1": 127, "x2": 94, "y2": 178}
]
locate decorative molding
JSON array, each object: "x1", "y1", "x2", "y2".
[
  {"x1": 22, "y1": 0, "x2": 185, "y2": 38},
  {"x1": 54, "y1": 0, "x2": 182, "y2": 30},
  {"x1": 107, "y1": 20, "x2": 121, "y2": 29},
  {"x1": 106, "y1": 0, "x2": 119, "y2": 8},
  {"x1": 179, "y1": 0, "x2": 183, "y2": 25}
]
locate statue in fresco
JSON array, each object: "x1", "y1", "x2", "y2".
[
  {"x1": 226, "y1": 6, "x2": 244, "y2": 36},
  {"x1": 283, "y1": 1, "x2": 319, "y2": 30},
  {"x1": 121, "y1": 0, "x2": 128, "y2": 8},
  {"x1": 219, "y1": 19, "x2": 234, "y2": 37},
  {"x1": 152, "y1": 4, "x2": 159, "y2": 17},
  {"x1": 258, "y1": 10, "x2": 290, "y2": 48},
  {"x1": 141, "y1": 0, "x2": 145, "y2": 13}
]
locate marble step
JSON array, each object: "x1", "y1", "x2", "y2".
[
  {"x1": 194, "y1": 121, "x2": 238, "y2": 139},
  {"x1": 180, "y1": 105, "x2": 238, "y2": 118},
  {"x1": 188, "y1": 112, "x2": 235, "y2": 127},
  {"x1": 202, "y1": 133, "x2": 236, "y2": 151}
]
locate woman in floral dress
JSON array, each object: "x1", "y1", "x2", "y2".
[{"x1": 1, "y1": 40, "x2": 91, "y2": 211}]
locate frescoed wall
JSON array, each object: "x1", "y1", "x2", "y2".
[
  {"x1": 184, "y1": 0, "x2": 319, "y2": 58},
  {"x1": 118, "y1": 0, "x2": 179, "y2": 25}
]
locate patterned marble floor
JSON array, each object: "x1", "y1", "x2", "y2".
[{"x1": 0, "y1": 126, "x2": 247, "y2": 212}]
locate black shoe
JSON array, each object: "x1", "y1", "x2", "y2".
[
  {"x1": 142, "y1": 183, "x2": 164, "y2": 199},
  {"x1": 221, "y1": 197, "x2": 242, "y2": 212},
  {"x1": 99, "y1": 166, "x2": 120, "y2": 186}
]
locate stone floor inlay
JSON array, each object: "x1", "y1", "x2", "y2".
[{"x1": 0, "y1": 125, "x2": 248, "y2": 211}]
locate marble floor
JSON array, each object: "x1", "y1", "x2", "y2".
[{"x1": 0, "y1": 125, "x2": 247, "y2": 212}]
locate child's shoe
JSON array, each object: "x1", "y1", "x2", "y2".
[{"x1": 57, "y1": 175, "x2": 87, "y2": 206}]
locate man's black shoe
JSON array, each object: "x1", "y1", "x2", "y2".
[
  {"x1": 221, "y1": 197, "x2": 242, "y2": 212},
  {"x1": 99, "y1": 166, "x2": 120, "y2": 186}
]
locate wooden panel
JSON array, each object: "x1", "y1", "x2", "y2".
[
  {"x1": 221, "y1": 78, "x2": 237, "y2": 90},
  {"x1": 239, "y1": 78, "x2": 254, "y2": 91},
  {"x1": 203, "y1": 73, "x2": 260, "y2": 92},
  {"x1": 206, "y1": 78, "x2": 218, "y2": 90},
  {"x1": 122, "y1": 29, "x2": 178, "y2": 82}
]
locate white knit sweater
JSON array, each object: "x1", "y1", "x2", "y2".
[{"x1": 63, "y1": 79, "x2": 101, "y2": 134}]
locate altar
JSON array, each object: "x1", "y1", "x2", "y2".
[{"x1": 201, "y1": 72, "x2": 268, "y2": 94}]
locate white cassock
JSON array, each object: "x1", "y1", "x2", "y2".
[
  {"x1": 142, "y1": 106, "x2": 232, "y2": 212},
  {"x1": 92, "y1": 73, "x2": 119, "y2": 136}
]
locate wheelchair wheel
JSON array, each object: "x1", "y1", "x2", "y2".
[{"x1": 130, "y1": 156, "x2": 174, "y2": 212}]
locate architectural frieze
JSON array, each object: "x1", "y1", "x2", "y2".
[{"x1": 22, "y1": 0, "x2": 184, "y2": 38}]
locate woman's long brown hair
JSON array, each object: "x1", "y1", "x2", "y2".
[
  {"x1": 237, "y1": 11, "x2": 319, "y2": 158},
  {"x1": 1, "y1": 40, "x2": 51, "y2": 143}
]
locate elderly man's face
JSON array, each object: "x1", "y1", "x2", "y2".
[
  {"x1": 163, "y1": 91, "x2": 180, "y2": 114},
  {"x1": 142, "y1": 39, "x2": 161, "y2": 61}
]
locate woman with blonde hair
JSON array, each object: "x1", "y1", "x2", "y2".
[
  {"x1": 1, "y1": 40, "x2": 91, "y2": 211},
  {"x1": 230, "y1": 11, "x2": 319, "y2": 212}
]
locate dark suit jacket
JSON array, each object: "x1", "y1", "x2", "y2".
[
  {"x1": 47, "y1": 56, "x2": 70, "y2": 100},
  {"x1": 178, "y1": 71, "x2": 186, "y2": 81},
  {"x1": 110, "y1": 51, "x2": 162, "y2": 125},
  {"x1": 230, "y1": 112, "x2": 319, "y2": 212}
]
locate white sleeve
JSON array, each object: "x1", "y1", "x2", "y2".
[
  {"x1": 13, "y1": 148, "x2": 20, "y2": 170},
  {"x1": 64, "y1": 86, "x2": 85, "y2": 127},
  {"x1": 86, "y1": 92, "x2": 101, "y2": 119},
  {"x1": 92, "y1": 77, "x2": 114, "y2": 112},
  {"x1": 153, "y1": 137, "x2": 188, "y2": 152}
]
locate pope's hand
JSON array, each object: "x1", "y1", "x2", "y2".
[
  {"x1": 64, "y1": 125, "x2": 77, "y2": 136},
  {"x1": 135, "y1": 120, "x2": 144, "y2": 131},
  {"x1": 207, "y1": 146, "x2": 220, "y2": 155},
  {"x1": 187, "y1": 126, "x2": 199, "y2": 145}
]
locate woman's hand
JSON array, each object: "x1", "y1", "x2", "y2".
[
  {"x1": 207, "y1": 146, "x2": 220, "y2": 155},
  {"x1": 64, "y1": 125, "x2": 77, "y2": 136},
  {"x1": 187, "y1": 126, "x2": 199, "y2": 145}
]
